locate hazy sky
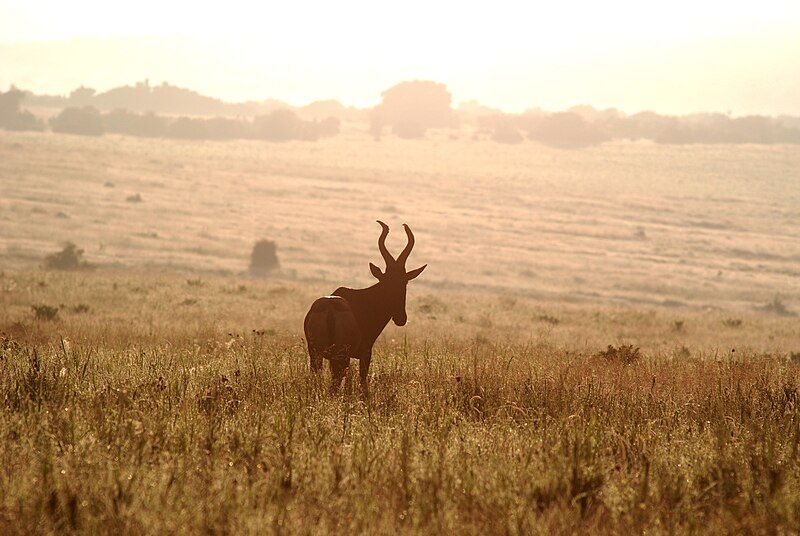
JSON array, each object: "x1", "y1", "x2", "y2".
[{"x1": 1, "y1": 0, "x2": 799, "y2": 114}]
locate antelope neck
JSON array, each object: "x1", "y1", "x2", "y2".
[{"x1": 338, "y1": 282, "x2": 395, "y2": 339}]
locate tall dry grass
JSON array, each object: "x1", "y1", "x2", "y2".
[{"x1": 1, "y1": 269, "x2": 798, "y2": 534}]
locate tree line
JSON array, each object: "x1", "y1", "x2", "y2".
[
  {"x1": 1, "y1": 88, "x2": 340, "y2": 141},
  {"x1": 3, "y1": 80, "x2": 800, "y2": 147}
]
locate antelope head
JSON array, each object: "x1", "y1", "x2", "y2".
[{"x1": 370, "y1": 221, "x2": 427, "y2": 326}]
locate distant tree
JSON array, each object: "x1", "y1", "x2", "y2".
[
  {"x1": 249, "y1": 240, "x2": 280, "y2": 276},
  {"x1": 91, "y1": 80, "x2": 226, "y2": 115},
  {"x1": 50, "y1": 107, "x2": 104, "y2": 136},
  {"x1": 392, "y1": 121, "x2": 426, "y2": 139},
  {"x1": 203, "y1": 117, "x2": 250, "y2": 140},
  {"x1": 68, "y1": 86, "x2": 96, "y2": 106},
  {"x1": 297, "y1": 100, "x2": 364, "y2": 122},
  {"x1": 371, "y1": 80, "x2": 457, "y2": 139},
  {"x1": 526, "y1": 112, "x2": 609, "y2": 149},
  {"x1": 0, "y1": 88, "x2": 24, "y2": 118},
  {"x1": 44, "y1": 242, "x2": 90, "y2": 270},
  {"x1": 253, "y1": 109, "x2": 316, "y2": 141},
  {"x1": 165, "y1": 117, "x2": 209, "y2": 139},
  {"x1": 0, "y1": 88, "x2": 44, "y2": 131},
  {"x1": 103, "y1": 109, "x2": 167, "y2": 137},
  {"x1": 491, "y1": 123, "x2": 524, "y2": 144}
]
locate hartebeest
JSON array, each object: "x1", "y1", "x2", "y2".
[{"x1": 303, "y1": 221, "x2": 427, "y2": 392}]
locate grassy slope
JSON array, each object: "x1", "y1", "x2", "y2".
[{"x1": 1, "y1": 131, "x2": 798, "y2": 311}]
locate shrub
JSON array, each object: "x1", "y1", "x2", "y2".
[
  {"x1": 596, "y1": 344, "x2": 641, "y2": 365},
  {"x1": 538, "y1": 314, "x2": 561, "y2": 325},
  {"x1": 0, "y1": 88, "x2": 44, "y2": 132},
  {"x1": 43, "y1": 242, "x2": 89, "y2": 270},
  {"x1": 253, "y1": 110, "x2": 316, "y2": 141},
  {"x1": 203, "y1": 117, "x2": 249, "y2": 140},
  {"x1": 249, "y1": 239, "x2": 280, "y2": 276},
  {"x1": 757, "y1": 295, "x2": 795, "y2": 317},
  {"x1": 103, "y1": 109, "x2": 167, "y2": 137},
  {"x1": 165, "y1": 117, "x2": 209, "y2": 139},
  {"x1": 527, "y1": 112, "x2": 610, "y2": 149},
  {"x1": 50, "y1": 107, "x2": 105, "y2": 136},
  {"x1": 31, "y1": 304, "x2": 59, "y2": 321}
]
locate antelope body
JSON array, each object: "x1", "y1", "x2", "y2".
[{"x1": 303, "y1": 221, "x2": 427, "y2": 392}]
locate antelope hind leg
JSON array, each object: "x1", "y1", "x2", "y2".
[
  {"x1": 309, "y1": 347, "x2": 324, "y2": 373},
  {"x1": 329, "y1": 357, "x2": 348, "y2": 394}
]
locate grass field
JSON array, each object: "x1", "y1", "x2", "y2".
[
  {"x1": 1, "y1": 130, "x2": 799, "y2": 533},
  {"x1": 2, "y1": 130, "x2": 799, "y2": 310}
]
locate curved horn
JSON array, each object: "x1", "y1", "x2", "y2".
[
  {"x1": 376, "y1": 220, "x2": 394, "y2": 265},
  {"x1": 397, "y1": 223, "x2": 415, "y2": 264}
]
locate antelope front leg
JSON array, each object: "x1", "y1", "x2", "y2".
[{"x1": 359, "y1": 350, "x2": 372, "y2": 395}]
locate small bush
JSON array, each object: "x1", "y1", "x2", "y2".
[
  {"x1": 527, "y1": 112, "x2": 610, "y2": 149},
  {"x1": 165, "y1": 117, "x2": 209, "y2": 140},
  {"x1": 722, "y1": 318, "x2": 743, "y2": 328},
  {"x1": 43, "y1": 242, "x2": 89, "y2": 270},
  {"x1": 126, "y1": 193, "x2": 143, "y2": 203},
  {"x1": 71, "y1": 304, "x2": 91, "y2": 314},
  {"x1": 757, "y1": 295, "x2": 795, "y2": 317},
  {"x1": 31, "y1": 304, "x2": 59, "y2": 321},
  {"x1": 538, "y1": 315, "x2": 561, "y2": 325},
  {"x1": 249, "y1": 239, "x2": 280, "y2": 276},
  {"x1": 253, "y1": 109, "x2": 318, "y2": 141},
  {"x1": 0, "y1": 88, "x2": 44, "y2": 132},
  {"x1": 51, "y1": 107, "x2": 105, "y2": 136},
  {"x1": 104, "y1": 109, "x2": 167, "y2": 137},
  {"x1": 596, "y1": 344, "x2": 641, "y2": 365}
]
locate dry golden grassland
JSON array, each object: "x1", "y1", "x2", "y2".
[
  {"x1": 0, "y1": 130, "x2": 799, "y2": 533},
  {"x1": 1, "y1": 130, "x2": 798, "y2": 310}
]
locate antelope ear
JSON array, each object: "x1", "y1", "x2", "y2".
[
  {"x1": 369, "y1": 262, "x2": 384, "y2": 280},
  {"x1": 405, "y1": 264, "x2": 427, "y2": 281}
]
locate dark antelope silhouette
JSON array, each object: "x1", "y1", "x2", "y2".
[{"x1": 304, "y1": 221, "x2": 427, "y2": 392}]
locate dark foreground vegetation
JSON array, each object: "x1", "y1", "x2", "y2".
[{"x1": 1, "y1": 269, "x2": 799, "y2": 534}]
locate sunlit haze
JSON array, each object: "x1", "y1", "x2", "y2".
[{"x1": 2, "y1": 0, "x2": 800, "y2": 114}]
